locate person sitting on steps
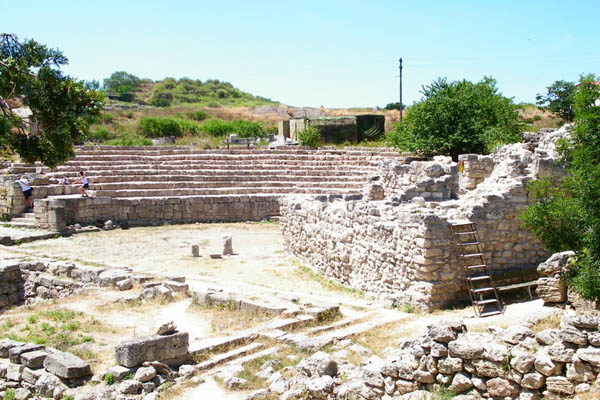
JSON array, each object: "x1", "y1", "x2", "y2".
[
  {"x1": 16, "y1": 176, "x2": 34, "y2": 210},
  {"x1": 72, "y1": 170, "x2": 89, "y2": 197}
]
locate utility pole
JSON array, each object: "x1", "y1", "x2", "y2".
[{"x1": 399, "y1": 57, "x2": 403, "y2": 123}]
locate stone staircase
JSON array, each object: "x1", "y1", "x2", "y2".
[
  {"x1": 2, "y1": 146, "x2": 406, "y2": 227},
  {"x1": 5, "y1": 211, "x2": 36, "y2": 229}
]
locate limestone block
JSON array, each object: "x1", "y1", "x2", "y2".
[
  {"x1": 537, "y1": 277, "x2": 567, "y2": 303},
  {"x1": 486, "y1": 377, "x2": 519, "y2": 398},
  {"x1": 546, "y1": 376, "x2": 575, "y2": 395},
  {"x1": 521, "y1": 372, "x2": 545, "y2": 389},
  {"x1": 20, "y1": 350, "x2": 47, "y2": 369},
  {"x1": 43, "y1": 349, "x2": 91, "y2": 379},
  {"x1": 115, "y1": 332, "x2": 189, "y2": 368}
]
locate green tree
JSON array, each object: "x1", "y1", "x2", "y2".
[
  {"x1": 536, "y1": 80, "x2": 576, "y2": 121},
  {"x1": 0, "y1": 34, "x2": 104, "y2": 167},
  {"x1": 522, "y1": 74, "x2": 600, "y2": 301},
  {"x1": 386, "y1": 76, "x2": 523, "y2": 160},
  {"x1": 103, "y1": 71, "x2": 141, "y2": 102}
]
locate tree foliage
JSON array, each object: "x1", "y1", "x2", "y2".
[
  {"x1": 522, "y1": 74, "x2": 600, "y2": 301},
  {"x1": 386, "y1": 77, "x2": 522, "y2": 159},
  {"x1": 103, "y1": 71, "x2": 141, "y2": 101},
  {"x1": 0, "y1": 34, "x2": 104, "y2": 167},
  {"x1": 536, "y1": 80, "x2": 576, "y2": 121},
  {"x1": 298, "y1": 126, "x2": 321, "y2": 148}
]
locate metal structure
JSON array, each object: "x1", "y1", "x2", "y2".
[
  {"x1": 450, "y1": 221, "x2": 504, "y2": 317},
  {"x1": 399, "y1": 57, "x2": 403, "y2": 123}
]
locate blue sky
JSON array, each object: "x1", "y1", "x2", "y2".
[{"x1": 2, "y1": 0, "x2": 599, "y2": 108}]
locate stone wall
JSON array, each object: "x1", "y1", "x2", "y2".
[
  {"x1": 267, "y1": 313, "x2": 600, "y2": 399},
  {"x1": 379, "y1": 156, "x2": 458, "y2": 201},
  {"x1": 280, "y1": 126, "x2": 573, "y2": 311},
  {"x1": 458, "y1": 153, "x2": 494, "y2": 193},
  {"x1": 34, "y1": 195, "x2": 280, "y2": 231}
]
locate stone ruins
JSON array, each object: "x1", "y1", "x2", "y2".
[{"x1": 3, "y1": 124, "x2": 600, "y2": 400}]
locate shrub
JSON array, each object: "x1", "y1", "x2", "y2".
[
  {"x1": 104, "y1": 373, "x2": 115, "y2": 385},
  {"x1": 137, "y1": 117, "x2": 183, "y2": 138},
  {"x1": 176, "y1": 119, "x2": 202, "y2": 136},
  {"x1": 200, "y1": 119, "x2": 233, "y2": 137},
  {"x1": 150, "y1": 92, "x2": 173, "y2": 107},
  {"x1": 86, "y1": 126, "x2": 116, "y2": 143},
  {"x1": 185, "y1": 110, "x2": 210, "y2": 121},
  {"x1": 387, "y1": 76, "x2": 522, "y2": 159},
  {"x1": 298, "y1": 126, "x2": 321, "y2": 148},
  {"x1": 4, "y1": 388, "x2": 16, "y2": 400},
  {"x1": 522, "y1": 74, "x2": 600, "y2": 302},
  {"x1": 104, "y1": 133, "x2": 152, "y2": 146},
  {"x1": 231, "y1": 119, "x2": 266, "y2": 138},
  {"x1": 533, "y1": 115, "x2": 542, "y2": 121}
]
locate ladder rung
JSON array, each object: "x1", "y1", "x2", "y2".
[
  {"x1": 466, "y1": 264, "x2": 487, "y2": 269},
  {"x1": 451, "y1": 222, "x2": 474, "y2": 227},
  {"x1": 455, "y1": 231, "x2": 477, "y2": 235},
  {"x1": 458, "y1": 241, "x2": 480, "y2": 246},
  {"x1": 462, "y1": 253, "x2": 484, "y2": 258},
  {"x1": 480, "y1": 310, "x2": 502, "y2": 317},
  {"x1": 471, "y1": 287, "x2": 495, "y2": 294},
  {"x1": 474, "y1": 298, "x2": 499, "y2": 305},
  {"x1": 467, "y1": 275, "x2": 492, "y2": 282}
]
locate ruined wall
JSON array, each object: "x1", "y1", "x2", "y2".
[
  {"x1": 35, "y1": 195, "x2": 280, "y2": 231},
  {"x1": 379, "y1": 156, "x2": 458, "y2": 201},
  {"x1": 280, "y1": 126, "x2": 573, "y2": 310}
]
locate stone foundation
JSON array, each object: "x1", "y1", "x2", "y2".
[
  {"x1": 34, "y1": 195, "x2": 280, "y2": 231},
  {"x1": 280, "y1": 126, "x2": 572, "y2": 310}
]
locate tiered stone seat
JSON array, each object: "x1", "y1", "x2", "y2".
[
  {"x1": 33, "y1": 146, "x2": 401, "y2": 201},
  {"x1": 4, "y1": 146, "x2": 406, "y2": 227}
]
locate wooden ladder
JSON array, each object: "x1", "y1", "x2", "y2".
[{"x1": 450, "y1": 221, "x2": 504, "y2": 318}]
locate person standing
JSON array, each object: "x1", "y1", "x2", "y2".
[
  {"x1": 16, "y1": 176, "x2": 34, "y2": 210},
  {"x1": 73, "y1": 170, "x2": 90, "y2": 197}
]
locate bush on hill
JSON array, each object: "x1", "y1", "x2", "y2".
[{"x1": 137, "y1": 117, "x2": 183, "y2": 138}]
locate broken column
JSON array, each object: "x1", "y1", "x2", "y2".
[{"x1": 223, "y1": 235, "x2": 233, "y2": 255}]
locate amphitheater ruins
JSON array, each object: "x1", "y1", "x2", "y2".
[{"x1": 1, "y1": 124, "x2": 600, "y2": 400}]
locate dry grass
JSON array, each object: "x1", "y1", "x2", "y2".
[
  {"x1": 186, "y1": 302, "x2": 272, "y2": 335},
  {"x1": 529, "y1": 313, "x2": 561, "y2": 333},
  {"x1": 518, "y1": 105, "x2": 563, "y2": 132},
  {"x1": 348, "y1": 318, "x2": 419, "y2": 356},
  {"x1": 292, "y1": 261, "x2": 364, "y2": 298}
]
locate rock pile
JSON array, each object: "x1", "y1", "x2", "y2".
[
  {"x1": 537, "y1": 251, "x2": 574, "y2": 304},
  {"x1": 258, "y1": 313, "x2": 600, "y2": 399},
  {"x1": 0, "y1": 339, "x2": 91, "y2": 399}
]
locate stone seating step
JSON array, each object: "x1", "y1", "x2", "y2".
[
  {"x1": 45, "y1": 174, "x2": 368, "y2": 185},
  {"x1": 88, "y1": 180, "x2": 364, "y2": 191},
  {"x1": 194, "y1": 342, "x2": 265, "y2": 372},
  {"x1": 97, "y1": 187, "x2": 362, "y2": 198}
]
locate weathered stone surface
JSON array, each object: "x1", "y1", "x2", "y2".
[
  {"x1": 534, "y1": 351, "x2": 563, "y2": 376},
  {"x1": 135, "y1": 366, "x2": 157, "y2": 383},
  {"x1": 547, "y1": 340, "x2": 577, "y2": 362},
  {"x1": 34, "y1": 370, "x2": 64, "y2": 397},
  {"x1": 537, "y1": 277, "x2": 567, "y2": 303},
  {"x1": 537, "y1": 251, "x2": 574, "y2": 276},
  {"x1": 6, "y1": 363, "x2": 24, "y2": 381},
  {"x1": 156, "y1": 321, "x2": 177, "y2": 336},
  {"x1": 20, "y1": 350, "x2": 47, "y2": 369},
  {"x1": 119, "y1": 379, "x2": 142, "y2": 394},
  {"x1": 472, "y1": 359, "x2": 505, "y2": 378},
  {"x1": 98, "y1": 269, "x2": 129, "y2": 287},
  {"x1": 448, "y1": 333, "x2": 488, "y2": 359},
  {"x1": 427, "y1": 322, "x2": 458, "y2": 343},
  {"x1": 486, "y1": 377, "x2": 519, "y2": 397},
  {"x1": 395, "y1": 379, "x2": 417, "y2": 395},
  {"x1": 560, "y1": 327, "x2": 588, "y2": 346},
  {"x1": 536, "y1": 329, "x2": 559, "y2": 346},
  {"x1": 566, "y1": 359, "x2": 595, "y2": 383},
  {"x1": 521, "y1": 372, "x2": 545, "y2": 389},
  {"x1": 546, "y1": 376, "x2": 575, "y2": 395},
  {"x1": 115, "y1": 332, "x2": 189, "y2": 367},
  {"x1": 223, "y1": 234, "x2": 234, "y2": 255},
  {"x1": 511, "y1": 351, "x2": 535, "y2": 374},
  {"x1": 588, "y1": 331, "x2": 600, "y2": 347},
  {"x1": 9, "y1": 343, "x2": 44, "y2": 363},
  {"x1": 0, "y1": 338, "x2": 24, "y2": 358},
  {"x1": 503, "y1": 325, "x2": 534, "y2": 344},
  {"x1": 106, "y1": 365, "x2": 133, "y2": 381},
  {"x1": 297, "y1": 351, "x2": 338, "y2": 378},
  {"x1": 307, "y1": 375, "x2": 334, "y2": 399},
  {"x1": 449, "y1": 372, "x2": 473, "y2": 393},
  {"x1": 43, "y1": 349, "x2": 91, "y2": 379},
  {"x1": 437, "y1": 356, "x2": 463, "y2": 374},
  {"x1": 116, "y1": 278, "x2": 132, "y2": 291},
  {"x1": 575, "y1": 347, "x2": 600, "y2": 367}
]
